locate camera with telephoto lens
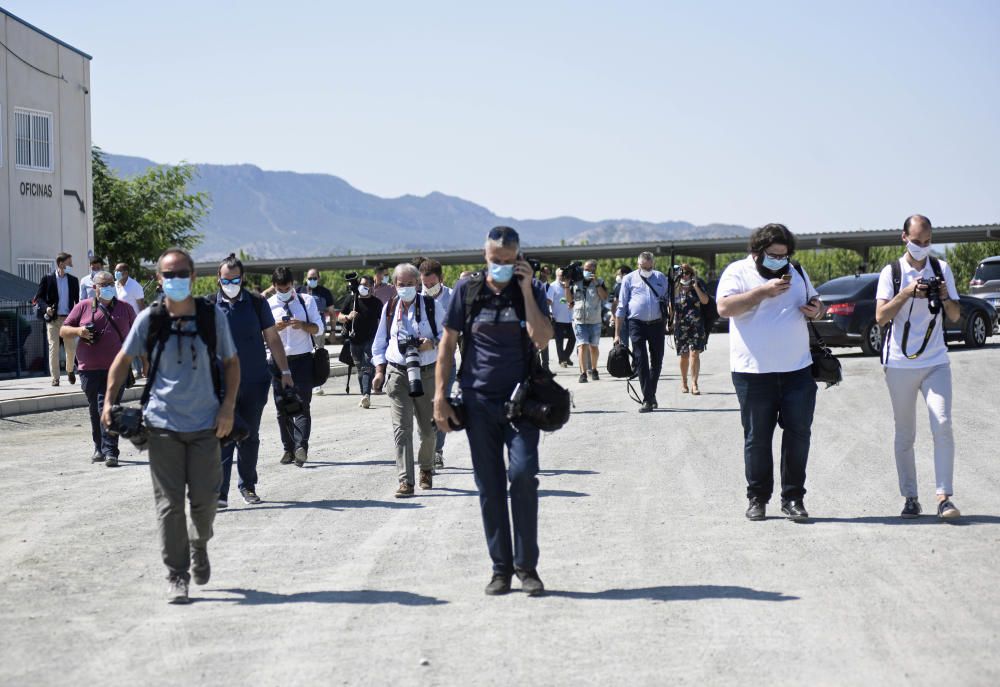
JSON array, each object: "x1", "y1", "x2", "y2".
[
  {"x1": 504, "y1": 381, "x2": 554, "y2": 426},
  {"x1": 274, "y1": 385, "x2": 304, "y2": 416},
  {"x1": 82, "y1": 321, "x2": 100, "y2": 345},
  {"x1": 561, "y1": 261, "x2": 584, "y2": 284},
  {"x1": 918, "y1": 277, "x2": 943, "y2": 314},
  {"x1": 344, "y1": 271, "x2": 360, "y2": 295},
  {"x1": 399, "y1": 336, "x2": 424, "y2": 397},
  {"x1": 107, "y1": 404, "x2": 149, "y2": 451}
]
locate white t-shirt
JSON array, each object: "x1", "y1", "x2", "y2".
[
  {"x1": 548, "y1": 282, "x2": 573, "y2": 323},
  {"x1": 267, "y1": 292, "x2": 323, "y2": 356},
  {"x1": 875, "y1": 257, "x2": 959, "y2": 369},
  {"x1": 717, "y1": 255, "x2": 818, "y2": 374},
  {"x1": 115, "y1": 277, "x2": 146, "y2": 314}
]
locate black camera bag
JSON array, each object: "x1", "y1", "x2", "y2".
[{"x1": 791, "y1": 263, "x2": 842, "y2": 388}]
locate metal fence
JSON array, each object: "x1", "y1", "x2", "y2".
[{"x1": 0, "y1": 303, "x2": 49, "y2": 379}]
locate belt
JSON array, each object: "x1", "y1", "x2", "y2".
[
  {"x1": 389, "y1": 361, "x2": 435, "y2": 373},
  {"x1": 632, "y1": 317, "x2": 663, "y2": 324},
  {"x1": 286, "y1": 352, "x2": 313, "y2": 360}
]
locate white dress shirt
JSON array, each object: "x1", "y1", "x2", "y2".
[
  {"x1": 372, "y1": 296, "x2": 446, "y2": 367},
  {"x1": 267, "y1": 292, "x2": 323, "y2": 356},
  {"x1": 115, "y1": 277, "x2": 145, "y2": 314}
]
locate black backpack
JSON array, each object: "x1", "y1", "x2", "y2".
[
  {"x1": 460, "y1": 272, "x2": 571, "y2": 432},
  {"x1": 141, "y1": 296, "x2": 222, "y2": 408},
  {"x1": 383, "y1": 294, "x2": 439, "y2": 343},
  {"x1": 880, "y1": 256, "x2": 944, "y2": 365}
]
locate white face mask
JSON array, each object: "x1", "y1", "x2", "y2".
[
  {"x1": 397, "y1": 286, "x2": 417, "y2": 302},
  {"x1": 221, "y1": 283, "x2": 241, "y2": 299},
  {"x1": 639, "y1": 268, "x2": 652, "y2": 278},
  {"x1": 358, "y1": 285, "x2": 370, "y2": 297},
  {"x1": 276, "y1": 289, "x2": 294, "y2": 303},
  {"x1": 615, "y1": 276, "x2": 622, "y2": 284},
  {"x1": 906, "y1": 241, "x2": 931, "y2": 261},
  {"x1": 680, "y1": 278, "x2": 693, "y2": 286},
  {"x1": 424, "y1": 283, "x2": 442, "y2": 297}
]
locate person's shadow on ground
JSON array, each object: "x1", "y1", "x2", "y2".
[
  {"x1": 217, "y1": 499, "x2": 423, "y2": 512},
  {"x1": 804, "y1": 514, "x2": 1000, "y2": 527},
  {"x1": 207, "y1": 588, "x2": 447, "y2": 606},
  {"x1": 545, "y1": 585, "x2": 798, "y2": 602}
]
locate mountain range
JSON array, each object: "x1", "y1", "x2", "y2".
[{"x1": 104, "y1": 153, "x2": 751, "y2": 261}]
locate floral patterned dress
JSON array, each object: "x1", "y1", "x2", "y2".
[{"x1": 673, "y1": 282, "x2": 707, "y2": 355}]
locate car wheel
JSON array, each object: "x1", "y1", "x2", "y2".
[
  {"x1": 859, "y1": 321, "x2": 882, "y2": 356},
  {"x1": 964, "y1": 311, "x2": 988, "y2": 347}
]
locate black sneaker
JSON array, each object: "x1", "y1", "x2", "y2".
[
  {"x1": 484, "y1": 573, "x2": 512, "y2": 596},
  {"x1": 515, "y1": 569, "x2": 545, "y2": 597},
  {"x1": 937, "y1": 498, "x2": 961, "y2": 520},
  {"x1": 294, "y1": 447, "x2": 308, "y2": 467},
  {"x1": 191, "y1": 546, "x2": 210, "y2": 585},
  {"x1": 638, "y1": 402, "x2": 652, "y2": 413},
  {"x1": 745, "y1": 497, "x2": 766, "y2": 521},
  {"x1": 578, "y1": 373, "x2": 588, "y2": 383},
  {"x1": 279, "y1": 451, "x2": 294, "y2": 465},
  {"x1": 90, "y1": 450, "x2": 104, "y2": 463},
  {"x1": 240, "y1": 487, "x2": 261, "y2": 505},
  {"x1": 781, "y1": 499, "x2": 809, "y2": 522},
  {"x1": 589, "y1": 369, "x2": 599, "y2": 381},
  {"x1": 104, "y1": 455, "x2": 119, "y2": 468},
  {"x1": 901, "y1": 497, "x2": 922, "y2": 519}
]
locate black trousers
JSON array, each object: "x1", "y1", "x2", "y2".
[
  {"x1": 271, "y1": 354, "x2": 314, "y2": 452},
  {"x1": 629, "y1": 319, "x2": 666, "y2": 404},
  {"x1": 79, "y1": 369, "x2": 125, "y2": 457},
  {"x1": 553, "y1": 322, "x2": 575, "y2": 364}
]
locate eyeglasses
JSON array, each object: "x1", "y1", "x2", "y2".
[
  {"x1": 161, "y1": 270, "x2": 192, "y2": 279},
  {"x1": 763, "y1": 251, "x2": 789, "y2": 260},
  {"x1": 220, "y1": 277, "x2": 242, "y2": 286},
  {"x1": 488, "y1": 226, "x2": 520, "y2": 243}
]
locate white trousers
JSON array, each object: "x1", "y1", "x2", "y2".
[{"x1": 884, "y1": 363, "x2": 954, "y2": 497}]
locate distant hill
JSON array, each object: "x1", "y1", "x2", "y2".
[{"x1": 104, "y1": 153, "x2": 751, "y2": 260}]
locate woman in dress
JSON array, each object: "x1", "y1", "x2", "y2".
[{"x1": 672, "y1": 264, "x2": 710, "y2": 394}]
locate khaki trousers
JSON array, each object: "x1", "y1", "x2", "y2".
[
  {"x1": 386, "y1": 364, "x2": 437, "y2": 485},
  {"x1": 46, "y1": 317, "x2": 78, "y2": 382}
]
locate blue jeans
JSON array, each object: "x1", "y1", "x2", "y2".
[
  {"x1": 463, "y1": 390, "x2": 540, "y2": 575},
  {"x1": 79, "y1": 369, "x2": 124, "y2": 457},
  {"x1": 435, "y1": 357, "x2": 457, "y2": 454},
  {"x1": 732, "y1": 366, "x2": 817, "y2": 502},
  {"x1": 220, "y1": 376, "x2": 271, "y2": 497},
  {"x1": 350, "y1": 338, "x2": 374, "y2": 396},
  {"x1": 628, "y1": 318, "x2": 665, "y2": 403}
]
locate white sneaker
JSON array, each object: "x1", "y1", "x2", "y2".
[
  {"x1": 360, "y1": 394, "x2": 371, "y2": 409},
  {"x1": 166, "y1": 577, "x2": 190, "y2": 604}
]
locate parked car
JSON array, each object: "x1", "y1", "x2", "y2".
[
  {"x1": 969, "y1": 255, "x2": 1000, "y2": 332},
  {"x1": 811, "y1": 273, "x2": 998, "y2": 356}
]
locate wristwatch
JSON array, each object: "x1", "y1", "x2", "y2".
[{"x1": 281, "y1": 370, "x2": 292, "y2": 376}]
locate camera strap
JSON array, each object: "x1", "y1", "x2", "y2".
[
  {"x1": 94, "y1": 299, "x2": 127, "y2": 342},
  {"x1": 884, "y1": 257, "x2": 944, "y2": 363}
]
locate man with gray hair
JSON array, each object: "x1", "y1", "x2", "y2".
[
  {"x1": 372, "y1": 263, "x2": 446, "y2": 497},
  {"x1": 615, "y1": 252, "x2": 668, "y2": 412},
  {"x1": 434, "y1": 226, "x2": 553, "y2": 596}
]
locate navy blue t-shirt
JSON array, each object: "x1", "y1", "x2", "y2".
[
  {"x1": 445, "y1": 277, "x2": 550, "y2": 399},
  {"x1": 215, "y1": 290, "x2": 276, "y2": 386}
]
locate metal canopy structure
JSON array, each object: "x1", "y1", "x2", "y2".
[{"x1": 196, "y1": 223, "x2": 1000, "y2": 275}]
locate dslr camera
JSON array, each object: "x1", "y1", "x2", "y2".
[
  {"x1": 918, "y1": 276, "x2": 943, "y2": 314},
  {"x1": 504, "y1": 382, "x2": 553, "y2": 427},
  {"x1": 398, "y1": 336, "x2": 424, "y2": 397},
  {"x1": 561, "y1": 261, "x2": 584, "y2": 284},
  {"x1": 274, "y1": 385, "x2": 304, "y2": 416},
  {"x1": 82, "y1": 322, "x2": 100, "y2": 345},
  {"x1": 107, "y1": 405, "x2": 149, "y2": 451}
]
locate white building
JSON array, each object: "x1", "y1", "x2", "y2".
[{"x1": 0, "y1": 8, "x2": 92, "y2": 285}]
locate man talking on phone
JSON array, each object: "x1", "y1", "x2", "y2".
[
  {"x1": 433, "y1": 226, "x2": 553, "y2": 597},
  {"x1": 716, "y1": 224, "x2": 826, "y2": 522}
]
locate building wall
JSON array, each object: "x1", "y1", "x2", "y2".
[{"x1": 0, "y1": 13, "x2": 92, "y2": 283}]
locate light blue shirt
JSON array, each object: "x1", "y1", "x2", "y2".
[
  {"x1": 615, "y1": 270, "x2": 668, "y2": 322},
  {"x1": 123, "y1": 303, "x2": 238, "y2": 432},
  {"x1": 56, "y1": 274, "x2": 70, "y2": 315},
  {"x1": 372, "y1": 295, "x2": 446, "y2": 367}
]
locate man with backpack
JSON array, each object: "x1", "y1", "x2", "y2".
[
  {"x1": 433, "y1": 226, "x2": 553, "y2": 597},
  {"x1": 103, "y1": 247, "x2": 240, "y2": 604},
  {"x1": 267, "y1": 267, "x2": 322, "y2": 468},
  {"x1": 212, "y1": 254, "x2": 295, "y2": 507},
  {"x1": 875, "y1": 214, "x2": 962, "y2": 520}
]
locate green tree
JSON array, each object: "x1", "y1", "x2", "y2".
[{"x1": 92, "y1": 147, "x2": 210, "y2": 282}]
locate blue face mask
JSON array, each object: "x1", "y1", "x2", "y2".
[
  {"x1": 307, "y1": 278, "x2": 319, "y2": 288},
  {"x1": 99, "y1": 286, "x2": 117, "y2": 301},
  {"x1": 762, "y1": 255, "x2": 789, "y2": 272},
  {"x1": 397, "y1": 286, "x2": 417, "y2": 302},
  {"x1": 275, "y1": 289, "x2": 294, "y2": 303},
  {"x1": 114, "y1": 271, "x2": 124, "y2": 282},
  {"x1": 583, "y1": 271, "x2": 594, "y2": 280},
  {"x1": 489, "y1": 262, "x2": 515, "y2": 283},
  {"x1": 162, "y1": 277, "x2": 191, "y2": 301}
]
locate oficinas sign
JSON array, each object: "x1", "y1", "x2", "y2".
[{"x1": 20, "y1": 182, "x2": 53, "y2": 198}]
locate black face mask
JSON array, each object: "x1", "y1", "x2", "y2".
[{"x1": 754, "y1": 252, "x2": 791, "y2": 280}]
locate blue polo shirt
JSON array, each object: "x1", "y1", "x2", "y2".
[
  {"x1": 445, "y1": 278, "x2": 550, "y2": 399},
  {"x1": 123, "y1": 302, "x2": 238, "y2": 432},
  {"x1": 214, "y1": 289, "x2": 275, "y2": 386}
]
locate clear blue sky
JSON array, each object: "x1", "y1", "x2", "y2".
[{"x1": 6, "y1": 0, "x2": 999, "y2": 232}]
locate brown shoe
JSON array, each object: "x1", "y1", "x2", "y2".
[
  {"x1": 395, "y1": 481, "x2": 414, "y2": 498},
  {"x1": 419, "y1": 469, "x2": 433, "y2": 490}
]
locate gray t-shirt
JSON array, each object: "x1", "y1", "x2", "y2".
[{"x1": 123, "y1": 304, "x2": 237, "y2": 432}]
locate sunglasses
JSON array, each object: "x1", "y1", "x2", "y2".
[
  {"x1": 220, "y1": 277, "x2": 242, "y2": 286},
  {"x1": 488, "y1": 226, "x2": 520, "y2": 243},
  {"x1": 161, "y1": 270, "x2": 192, "y2": 279}
]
